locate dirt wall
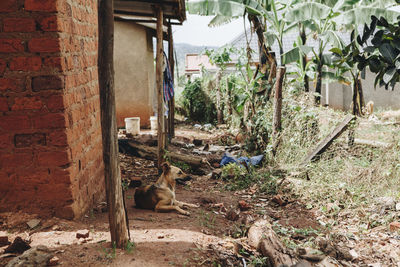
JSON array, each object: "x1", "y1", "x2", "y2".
[{"x1": 114, "y1": 20, "x2": 155, "y2": 128}]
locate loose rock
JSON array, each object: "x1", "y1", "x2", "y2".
[
  {"x1": 76, "y1": 229, "x2": 90, "y2": 239},
  {"x1": 238, "y1": 200, "x2": 251, "y2": 211},
  {"x1": 47, "y1": 256, "x2": 59, "y2": 266},
  {"x1": 26, "y1": 219, "x2": 41, "y2": 230},
  {"x1": 5, "y1": 237, "x2": 31, "y2": 254},
  {"x1": 5, "y1": 245, "x2": 53, "y2": 267}
]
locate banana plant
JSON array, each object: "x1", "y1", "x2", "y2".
[{"x1": 283, "y1": 2, "x2": 344, "y2": 104}]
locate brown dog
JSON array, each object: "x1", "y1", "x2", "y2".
[{"x1": 134, "y1": 162, "x2": 198, "y2": 215}]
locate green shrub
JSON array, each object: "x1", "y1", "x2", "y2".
[{"x1": 182, "y1": 78, "x2": 217, "y2": 123}]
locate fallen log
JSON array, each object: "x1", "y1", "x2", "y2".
[
  {"x1": 122, "y1": 140, "x2": 210, "y2": 173},
  {"x1": 301, "y1": 114, "x2": 355, "y2": 166}
]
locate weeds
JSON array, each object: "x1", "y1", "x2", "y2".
[
  {"x1": 198, "y1": 210, "x2": 216, "y2": 229},
  {"x1": 125, "y1": 240, "x2": 136, "y2": 254},
  {"x1": 101, "y1": 242, "x2": 116, "y2": 260}
]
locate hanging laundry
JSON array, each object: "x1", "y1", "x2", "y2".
[{"x1": 163, "y1": 51, "x2": 174, "y2": 103}]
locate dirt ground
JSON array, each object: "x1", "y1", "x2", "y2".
[
  {"x1": 1, "y1": 124, "x2": 399, "y2": 266},
  {"x1": 0, "y1": 125, "x2": 320, "y2": 267}
]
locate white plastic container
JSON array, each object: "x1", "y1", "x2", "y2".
[
  {"x1": 150, "y1": 116, "x2": 157, "y2": 131},
  {"x1": 125, "y1": 117, "x2": 140, "y2": 135}
]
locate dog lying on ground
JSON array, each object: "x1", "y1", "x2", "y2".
[{"x1": 134, "y1": 162, "x2": 199, "y2": 215}]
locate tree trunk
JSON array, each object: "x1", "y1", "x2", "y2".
[
  {"x1": 98, "y1": 0, "x2": 129, "y2": 248},
  {"x1": 299, "y1": 23, "x2": 309, "y2": 92},
  {"x1": 216, "y1": 70, "x2": 223, "y2": 124},
  {"x1": 155, "y1": 7, "x2": 165, "y2": 168},
  {"x1": 315, "y1": 50, "x2": 323, "y2": 105},
  {"x1": 273, "y1": 67, "x2": 286, "y2": 136},
  {"x1": 248, "y1": 14, "x2": 277, "y2": 99},
  {"x1": 352, "y1": 76, "x2": 365, "y2": 116}
]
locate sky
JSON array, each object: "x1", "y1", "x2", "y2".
[{"x1": 173, "y1": 14, "x2": 246, "y2": 47}]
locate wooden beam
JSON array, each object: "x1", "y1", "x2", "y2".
[
  {"x1": 155, "y1": 6, "x2": 164, "y2": 168},
  {"x1": 301, "y1": 114, "x2": 355, "y2": 166},
  {"x1": 168, "y1": 23, "x2": 175, "y2": 138},
  {"x1": 98, "y1": 0, "x2": 129, "y2": 248}
]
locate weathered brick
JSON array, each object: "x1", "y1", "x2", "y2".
[
  {"x1": 0, "y1": 78, "x2": 21, "y2": 92},
  {"x1": 0, "y1": 0, "x2": 18, "y2": 12},
  {"x1": 0, "y1": 115, "x2": 30, "y2": 131},
  {"x1": 0, "y1": 134, "x2": 11, "y2": 149},
  {"x1": 32, "y1": 75, "x2": 64, "y2": 91},
  {"x1": 48, "y1": 130, "x2": 68, "y2": 146},
  {"x1": 50, "y1": 168, "x2": 71, "y2": 184},
  {"x1": 12, "y1": 96, "x2": 43, "y2": 110},
  {"x1": 39, "y1": 16, "x2": 59, "y2": 32},
  {"x1": 3, "y1": 18, "x2": 36, "y2": 32},
  {"x1": 0, "y1": 97, "x2": 8, "y2": 112},
  {"x1": 0, "y1": 59, "x2": 6, "y2": 75},
  {"x1": 0, "y1": 39, "x2": 24, "y2": 53},
  {"x1": 10, "y1": 57, "x2": 41, "y2": 72},
  {"x1": 47, "y1": 94, "x2": 64, "y2": 111},
  {"x1": 14, "y1": 133, "x2": 46, "y2": 148},
  {"x1": 24, "y1": 0, "x2": 57, "y2": 12},
  {"x1": 0, "y1": 153, "x2": 33, "y2": 171},
  {"x1": 32, "y1": 113, "x2": 66, "y2": 129},
  {"x1": 37, "y1": 151, "x2": 70, "y2": 167},
  {"x1": 44, "y1": 57, "x2": 65, "y2": 71},
  {"x1": 28, "y1": 38, "x2": 59, "y2": 53}
]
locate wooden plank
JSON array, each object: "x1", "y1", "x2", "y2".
[
  {"x1": 168, "y1": 23, "x2": 175, "y2": 138},
  {"x1": 155, "y1": 6, "x2": 164, "y2": 169},
  {"x1": 98, "y1": 0, "x2": 129, "y2": 248},
  {"x1": 301, "y1": 114, "x2": 355, "y2": 166}
]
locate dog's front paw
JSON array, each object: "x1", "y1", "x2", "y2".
[{"x1": 181, "y1": 210, "x2": 190, "y2": 216}]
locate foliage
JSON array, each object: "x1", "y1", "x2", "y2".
[
  {"x1": 352, "y1": 15, "x2": 400, "y2": 89},
  {"x1": 181, "y1": 78, "x2": 217, "y2": 123}
]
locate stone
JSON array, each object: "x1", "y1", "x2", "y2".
[
  {"x1": 47, "y1": 256, "x2": 59, "y2": 266},
  {"x1": 76, "y1": 229, "x2": 89, "y2": 239},
  {"x1": 298, "y1": 248, "x2": 325, "y2": 262},
  {"x1": 5, "y1": 237, "x2": 31, "y2": 254},
  {"x1": 26, "y1": 219, "x2": 41, "y2": 229},
  {"x1": 5, "y1": 245, "x2": 53, "y2": 267},
  {"x1": 389, "y1": 221, "x2": 400, "y2": 232}
]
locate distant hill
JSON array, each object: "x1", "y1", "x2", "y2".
[{"x1": 173, "y1": 43, "x2": 218, "y2": 75}]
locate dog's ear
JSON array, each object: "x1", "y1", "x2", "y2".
[{"x1": 161, "y1": 162, "x2": 170, "y2": 174}]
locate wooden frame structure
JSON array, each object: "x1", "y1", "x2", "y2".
[
  {"x1": 98, "y1": 0, "x2": 185, "y2": 248},
  {"x1": 114, "y1": 0, "x2": 185, "y2": 168}
]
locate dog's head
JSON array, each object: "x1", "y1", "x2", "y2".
[{"x1": 162, "y1": 162, "x2": 191, "y2": 182}]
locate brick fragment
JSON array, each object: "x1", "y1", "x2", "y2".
[
  {"x1": 14, "y1": 133, "x2": 46, "y2": 148},
  {"x1": 12, "y1": 96, "x2": 42, "y2": 110},
  {"x1": 32, "y1": 76, "x2": 64, "y2": 91},
  {"x1": 3, "y1": 18, "x2": 35, "y2": 32},
  {"x1": 0, "y1": 39, "x2": 24, "y2": 53},
  {"x1": 28, "y1": 38, "x2": 59, "y2": 53},
  {"x1": 10, "y1": 57, "x2": 41, "y2": 71}
]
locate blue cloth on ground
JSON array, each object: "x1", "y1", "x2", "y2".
[{"x1": 220, "y1": 153, "x2": 264, "y2": 167}]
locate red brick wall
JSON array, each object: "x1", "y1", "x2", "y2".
[{"x1": 0, "y1": 0, "x2": 104, "y2": 219}]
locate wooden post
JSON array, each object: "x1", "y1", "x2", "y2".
[
  {"x1": 156, "y1": 6, "x2": 164, "y2": 168},
  {"x1": 98, "y1": 0, "x2": 129, "y2": 248},
  {"x1": 273, "y1": 67, "x2": 286, "y2": 135},
  {"x1": 168, "y1": 23, "x2": 175, "y2": 138}
]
